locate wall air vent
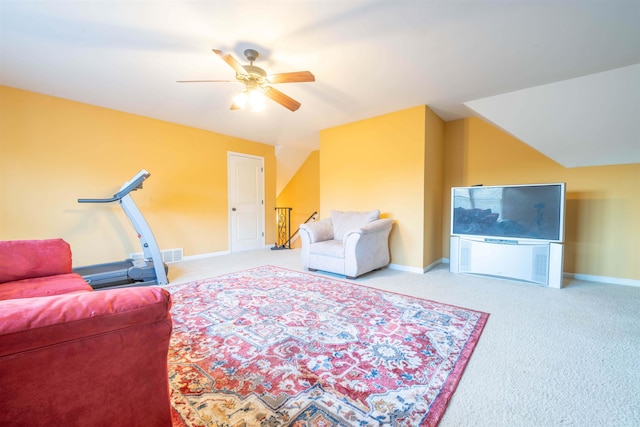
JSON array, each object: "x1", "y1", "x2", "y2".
[
  {"x1": 129, "y1": 248, "x2": 183, "y2": 263},
  {"x1": 162, "y1": 248, "x2": 184, "y2": 263}
]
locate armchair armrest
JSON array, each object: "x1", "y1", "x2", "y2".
[
  {"x1": 343, "y1": 218, "x2": 394, "y2": 241},
  {"x1": 300, "y1": 218, "x2": 334, "y2": 243},
  {"x1": 343, "y1": 218, "x2": 394, "y2": 278}
]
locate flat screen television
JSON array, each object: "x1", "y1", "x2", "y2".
[{"x1": 451, "y1": 183, "x2": 566, "y2": 243}]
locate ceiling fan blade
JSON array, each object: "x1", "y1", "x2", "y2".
[
  {"x1": 176, "y1": 80, "x2": 236, "y2": 83},
  {"x1": 268, "y1": 71, "x2": 315, "y2": 84},
  {"x1": 264, "y1": 87, "x2": 301, "y2": 111},
  {"x1": 212, "y1": 49, "x2": 248, "y2": 77}
]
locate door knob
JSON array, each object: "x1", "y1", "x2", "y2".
[{"x1": 232, "y1": 207, "x2": 237, "y2": 211}]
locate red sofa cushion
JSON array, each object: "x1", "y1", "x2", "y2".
[
  {"x1": 0, "y1": 238, "x2": 73, "y2": 283},
  {"x1": 0, "y1": 286, "x2": 172, "y2": 356},
  {"x1": 0, "y1": 273, "x2": 91, "y2": 301},
  {"x1": 0, "y1": 287, "x2": 173, "y2": 427}
]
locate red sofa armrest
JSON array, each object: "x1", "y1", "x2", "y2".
[
  {"x1": 0, "y1": 286, "x2": 173, "y2": 427},
  {"x1": 0, "y1": 238, "x2": 73, "y2": 283}
]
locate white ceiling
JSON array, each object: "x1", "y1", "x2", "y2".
[{"x1": 1, "y1": 1, "x2": 639, "y2": 193}]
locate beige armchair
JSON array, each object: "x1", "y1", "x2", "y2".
[{"x1": 299, "y1": 210, "x2": 393, "y2": 279}]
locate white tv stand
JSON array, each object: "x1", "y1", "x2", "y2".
[{"x1": 450, "y1": 236, "x2": 563, "y2": 288}]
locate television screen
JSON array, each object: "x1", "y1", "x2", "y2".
[{"x1": 451, "y1": 183, "x2": 565, "y2": 242}]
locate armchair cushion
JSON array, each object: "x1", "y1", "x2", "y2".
[
  {"x1": 331, "y1": 209, "x2": 380, "y2": 240},
  {"x1": 304, "y1": 218, "x2": 335, "y2": 243},
  {"x1": 309, "y1": 239, "x2": 345, "y2": 258}
]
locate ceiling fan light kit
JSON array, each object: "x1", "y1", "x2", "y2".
[
  {"x1": 233, "y1": 87, "x2": 266, "y2": 112},
  {"x1": 178, "y1": 48, "x2": 315, "y2": 112}
]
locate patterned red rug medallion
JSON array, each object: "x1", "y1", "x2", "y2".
[{"x1": 166, "y1": 266, "x2": 489, "y2": 426}]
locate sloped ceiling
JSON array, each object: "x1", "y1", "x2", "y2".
[
  {"x1": 466, "y1": 64, "x2": 640, "y2": 168},
  {"x1": 1, "y1": 1, "x2": 638, "y2": 193}
]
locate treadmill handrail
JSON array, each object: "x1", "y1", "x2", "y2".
[
  {"x1": 77, "y1": 170, "x2": 150, "y2": 203},
  {"x1": 78, "y1": 196, "x2": 119, "y2": 203}
]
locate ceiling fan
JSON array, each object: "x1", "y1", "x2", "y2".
[{"x1": 178, "y1": 49, "x2": 315, "y2": 112}]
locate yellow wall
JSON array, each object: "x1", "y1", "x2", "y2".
[
  {"x1": 423, "y1": 107, "x2": 445, "y2": 268},
  {"x1": 0, "y1": 86, "x2": 276, "y2": 266},
  {"x1": 443, "y1": 116, "x2": 640, "y2": 281},
  {"x1": 275, "y1": 150, "x2": 320, "y2": 249},
  {"x1": 320, "y1": 105, "x2": 444, "y2": 269},
  {"x1": 4, "y1": 84, "x2": 637, "y2": 282},
  {"x1": 442, "y1": 119, "x2": 467, "y2": 255}
]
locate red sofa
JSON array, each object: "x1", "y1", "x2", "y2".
[{"x1": 0, "y1": 239, "x2": 173, "y2": 427}]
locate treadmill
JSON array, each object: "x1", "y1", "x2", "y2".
[{"x1": 73, "y1": 170, "x2": 169, "y2": 289}]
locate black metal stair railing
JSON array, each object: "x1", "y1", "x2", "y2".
[
  {"x1": 273, "y1": 207, "x2": 292, "y2": 250},
  {"x1": 272, "y1": 209, "x2": 318, "y2": 250}
]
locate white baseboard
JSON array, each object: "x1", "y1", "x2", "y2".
[
  {"x1": 388, "y1": 258, "x2": 444, "y2": 274},
  {"x1": 387, "y1": 263, "x2": 424, "y2": 274},
  {"x1": 183, "y1": 250, "x2": 230, "y2": 261},
  {"x1": 563, "y1": 272, "x2": 640, "y2": 288},
  {"x1": 423, "y1": 259, "x2": 444, "y2": 273}
]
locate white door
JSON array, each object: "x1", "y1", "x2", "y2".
[{"x1": 228, "y1": 153, "x2": 265, "y2": 252}]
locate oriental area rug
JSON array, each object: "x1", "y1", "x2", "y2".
[{"x1": 166, "y1": 266, "x2": 489, "y2": 427}]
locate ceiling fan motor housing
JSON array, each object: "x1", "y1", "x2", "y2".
[
  {"x1": 238, "y1": 65, "x2": 267, "y2": 88},
  {"x1": 242, "y1": 65, "x2": 267, "y2": 79}
]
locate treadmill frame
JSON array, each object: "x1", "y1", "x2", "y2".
[{"x1": 75, "y1": 170, "x2": 168, "y2": 287}]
